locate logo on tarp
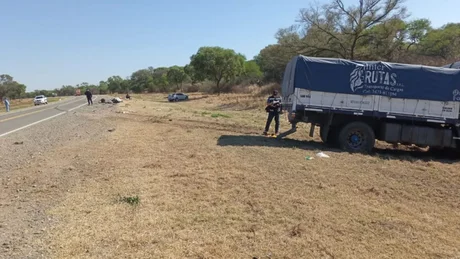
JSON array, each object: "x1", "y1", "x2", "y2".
[
  {"x1": 350, "y1": 66, "x2": 365, "y2": 92},
  {"x1": 349, "y1": 64, "x2": 403, "y2": 97},
  {"x1": 453, "y1": 89, "x2": 460, "y2": 101}
]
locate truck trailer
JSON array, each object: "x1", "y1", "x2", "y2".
[{"x1": 280, "y1": 55, "x2": 460, "y2": 153}]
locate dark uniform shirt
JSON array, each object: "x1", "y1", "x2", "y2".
[{"x1": 266, "y1": 95, "x2": 282, "y2": 113}]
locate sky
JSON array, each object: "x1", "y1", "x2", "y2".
[{"x1": 1, "y1": 0, "x2": 459, "y2": 91}]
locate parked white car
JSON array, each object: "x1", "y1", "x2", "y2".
[{"x1": 34, "y1": 95, "x2": 48, "y2": 105}]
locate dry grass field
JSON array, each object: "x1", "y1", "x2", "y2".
[{"x1": 3, "y1": 91, "x2": 460, "y2": 258}]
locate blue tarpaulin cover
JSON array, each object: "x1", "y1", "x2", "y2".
[{"x1": 281, "y1": 55, "x2": 460, "y2": 102}]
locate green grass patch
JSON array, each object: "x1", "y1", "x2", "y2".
[
  {"x1": 201, "y1": 111, "x2": 211, "y2": 116},
  {"x1": 118, "y1": 195, "x2": 140, "y2": 206},
  {"x1": 211, "y1": 113, "x2": 231, "y2": 118}
]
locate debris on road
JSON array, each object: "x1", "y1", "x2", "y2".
[
  {"x1": 108, "y1": 128, "x2": 116, "y2": 132},
  {"x1": 13, "y1": 141, "x2": 24, "y2": 145},
  {"x1": 100, "y1": 97, "x2": 124, "y2": 105},
  {"x1": 112, "y1": 97, "x2": 123, "y2": 103}
]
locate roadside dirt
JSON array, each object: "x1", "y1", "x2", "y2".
[
  {"x1": 1, "y1": 93, "x2": 460, "y2": 259},
  {"x1": 0, "y1": 103, "x2": 115, "y2": 258}
]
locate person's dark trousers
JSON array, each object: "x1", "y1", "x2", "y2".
[
  {"x1": 264, "y1": 112, "x2": 280, "y2": 133},
  {"x1": 87, "y1": 97, "x2": 93, "y2": 105}
]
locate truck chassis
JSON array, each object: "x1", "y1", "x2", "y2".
[{"x1": 279, "y1": 103, "x2": 460, "y2": 153}]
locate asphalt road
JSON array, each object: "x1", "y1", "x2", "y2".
[{"x1": 0, "y1": 96, "x2": 97, "y2": 138}]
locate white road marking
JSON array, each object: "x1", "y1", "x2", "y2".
[{"x1": 0, "y1": 96, "x2": 98, "y2": 138}]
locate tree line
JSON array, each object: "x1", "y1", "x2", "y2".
[
  {"x1": 255, "y1": 0, "x2": 460, "y2": 82},
  {"x1": 3, "y1": 0, "x2": 460, "y2": 99},
  {"x1": 0, "y1": 74, "x2": 27, "y2": 99}
]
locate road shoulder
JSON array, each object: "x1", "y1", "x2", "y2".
[{"x1": 0, "y1": 101, "x2": 116, "y2": 258}]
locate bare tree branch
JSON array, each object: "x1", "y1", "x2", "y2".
[
  {"x1": 298, "y1": 6, "x2": 348, "y2": 56},
  {"x1": 334, "y1": 0, "x2": 359, "y2": 30}
]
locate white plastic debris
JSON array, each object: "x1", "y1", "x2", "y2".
[
  {"x1": 316, "y1": 152, "x2": 330, "y2": 158},
  {"x1": 112, "y1": 97, "x2": 123, "y2": 103}
]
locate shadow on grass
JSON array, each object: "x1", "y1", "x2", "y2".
[
  {"x1": 215, "y1": 103, "x2": 261, "y2": 111},
  {"x1": 217, "y1": 135, "x2": 460, "y2": 163},
  {"x1": 217, "y1": 135, "x2": 342, "y2": 156}
]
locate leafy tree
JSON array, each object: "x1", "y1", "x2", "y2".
[
  {"x1": 239, "y1": 60, "x2": 263, "y2": 84},
  {"x1": 151, "y1": 67, "x2": 170, "y2": 92},
  {"x1": 406, "y1": 18, "x2": 431, "y2": 50},
  {"x1": 184, "y1": 64, "x2": 203, "y2": 85},
  {"x1": 0, "y1": 74, "x2": 27, "y2": 99},
  {"x1": 255, "y1": 43, "x2": 296, "y2": 82},
  {"x1": 121, "y1": 77, "x2": 132, "y2": 93},
  {"x1": 418, "y1": 23, "x2": 460, "y2": 59},
  {"x1": 155, "y1": 74, "x2": 169, "y2": 92},
  {"x1": 244, "y1": 61, "x2": 262, "y2": 78},
  {"x1": 361, "y1": 18, "x2": 407, "y2": 61},
  {"x1": 107, "y1": 76, "x2": 124, "y2": 93},
  {"x1": 130, "y1": 69, "x2": 154, "y2": 93},
  {"x1": 80, "y1": 82, "x2": 89, "y2": 89},
  {"x1": 30, "y1": 89, "x2": 52, "y2": 97},
  {"x1": 88, "y1": 84, "x2": 98, "y2": 94},
  {"x1": 167, "y1": 66, "x2": 187, "y2": 91},
  {"x1": 58, "y1": 85, "x2": 76, "y2": 96},
  {"x1": 0, "y1": 74, "x2": 13, "y2": 84},
  {"x1": 190, "y1": 46, "x2": 245, "y2": 94},
  {"x1": 12, "y1": 84, "x2": 26, "y2": 99},
  {"x1": 98, "y1": 81, "x2": 109, "y2": 94}
]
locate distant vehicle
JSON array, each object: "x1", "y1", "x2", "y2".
[
  {"x1": 168, "y1": 93, "x2": 188, "y2": 102},
  {"x1": 75, "y1": 89, "x2": 81, "y2": 96},
  {"x1": 34, "y1": 95, "x2": 48, "y2": 106}
]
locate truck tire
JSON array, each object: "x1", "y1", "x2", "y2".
[{"x1": 338, "y1": 122, "x2": 375, "y2": 153}]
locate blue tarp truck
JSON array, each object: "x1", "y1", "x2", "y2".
[{"x1": 280, "y1": 55, "x2": 460, "y2": 153}]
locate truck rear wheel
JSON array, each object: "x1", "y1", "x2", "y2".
[{"x1": 338, "y1": 122, "x2": 375, "y2": 153}]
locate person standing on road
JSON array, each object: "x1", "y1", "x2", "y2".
[
  {"x1": 3, "y1": 97, "x2": 10, "y2": 112},
  {"x1": 263, "y1": 90, "x2": 282, "y2": 136},
  {"x1": 84, "y1": 89, "x2": 93, "y2": 105}
]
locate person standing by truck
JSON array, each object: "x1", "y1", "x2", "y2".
[
  {"x1": 263, "y1": 90, "x2": 282, "y2": 136},
  {"x1": 84, "y1": 89, "x2": 93, "y2": 105}
]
